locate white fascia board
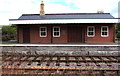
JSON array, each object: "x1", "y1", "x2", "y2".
[{"x1": 9, "y1": 19, "x2": 118, "y2": 25}]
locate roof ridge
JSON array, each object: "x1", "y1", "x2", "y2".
[
  {"x1": 46, "y1": 13, "x2": 110, "y2": 15},
  {"x1": 22, "y1": 13, "x2": 111, "y2": 16}
]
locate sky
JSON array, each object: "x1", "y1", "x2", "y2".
[{"x1": 0, "y1": 0, "x2": 119, "y2": 26}]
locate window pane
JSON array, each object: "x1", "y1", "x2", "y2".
[
  {"x1": 41, "y1": 28, "x2": 45, "y2": 31},
  {"x1": 102, "y1": 27, "x2": 107, "y2": 31},
  {"x1": 54, "y1": 28, "x2": 59, "y2": 31},
  {"x1": 41, "y1": 32, "x2": 46, "y2": 36},
  {"x1": 87, "y1": 26, "x2": 94, "y2": 37},
  {"x1": 54, "y1": 32, "x2": 59, "y2": 36},
  {"x1": 101, "y1": 26, "x2": 108, "y2": 37},
  {"x1": 102, "y1": 32, "x2": 107, "y2": 35},
  {"x1": 89, "y1": 27, "x2": 93, "y2": 31},
  {"x1": 53, "y1": 27, "x2": 60, "y2": 37},
  {"x1": 104, "y1": 32, "x2": 107, "y2": 35},
  {"x1": 88, "y1": 32, "x2": 93, "y2": 35},
  {"x1": 40, "y1": 27, "x2": 47, "y2": 37},
  {"x1": 102, "y1": 32, "x2": 104, "y2": 35}
]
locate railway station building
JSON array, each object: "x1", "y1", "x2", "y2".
[{"x1": 9, "y1": 1, "x2": 117, "y2": 43}]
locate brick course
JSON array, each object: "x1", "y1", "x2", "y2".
[{"x1": 17, "y1": 24, "x2": 115, "y2": 43}]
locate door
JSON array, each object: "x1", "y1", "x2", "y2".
[
  {"x1": 23, "y1": 27, "x2": 30, "y2": 43},
  {"x1": 68, "y1": 27, "x2": 82, "y2": 42}
]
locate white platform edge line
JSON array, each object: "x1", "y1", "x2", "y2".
[{"x1": 0, "y1": 44, "x2": 119, "y2": 47}]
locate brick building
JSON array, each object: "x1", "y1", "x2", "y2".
[{"x1": 10, "y1": 1, "x2": 117, "y2": 43}]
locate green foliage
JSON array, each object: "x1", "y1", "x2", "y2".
[
  {"x1": 116, "y1": 24, "x2": 120, "y2": 38},
  {"x1": 0, "y1": 27, "x2": 2, "y2": 41},
  {"x1": 116, "y1": 24, "x2": 120, "y2": 33},
  {"x1": 2, "y1": 25, "x2": 17, "y2": 41},
  {"x1": 117, "y1": 31, "x2": 120, "y2": 38},
  {"x1": 0, "y1": 27, "x2": 2, "y2": 34}
]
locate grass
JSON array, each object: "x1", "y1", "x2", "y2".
[{"x1": 1, "y1": 40, "x2": 17, "y2": 43}]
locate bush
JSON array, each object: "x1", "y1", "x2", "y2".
[
  {"x1": 2, "y1": 25, "x2": 17, "y2": 41},
  {"x1": 117, "y1": 31, "x2": 120, "y2": 38},
  {"x1": 116, "y1": 24, "x2": 120, "y2": 33}
]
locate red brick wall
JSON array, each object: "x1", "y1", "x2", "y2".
[
  {"x1": 30, "y1": 25, "x2": 52, "y2": 43},
  {"x1": 84, "y1": 24, "x2": 115, "y2": 43},
  {"x1": 52, "y1": 26, "x2": 68, "y2": 43},
  {"x1": 17, "y1": 24, "x2": 115, "y2": 43},
  {"x1": 29, "y1": 25, "x2": 68, "y2": 43}
]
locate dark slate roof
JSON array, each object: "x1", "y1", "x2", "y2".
[{"x1": 18, "y1": 13, "x2": 114, "y2": 20}]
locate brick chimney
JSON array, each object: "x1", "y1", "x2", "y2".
[{"x1": 40, "y1": 1, "x2": 45, "y2": 15}]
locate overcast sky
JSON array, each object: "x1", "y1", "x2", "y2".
[{"x1": 0, "y1": 0, "x2": 119, "y2": 26}]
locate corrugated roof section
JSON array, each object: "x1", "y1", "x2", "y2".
[{"x1": 18, "y1": 13, "x2": 114, "y2": 20}]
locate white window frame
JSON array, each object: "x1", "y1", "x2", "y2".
[
  {"x1": 53, "y1": 26, "x2": 60, "y2": 37},
  {"x1": 87, "y1": 26, "x2": 95, "y2": 37},
  {"x1": 40, "y1": 27, "x2": 47, "y2": 37},
  {"x1": 101, "y1": 26, "x2": 109, "y2": 37}
]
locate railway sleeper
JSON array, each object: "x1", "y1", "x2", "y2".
[
  {"x1": 56, "y1": 56, "x2": 60, "y2": 66},
  {"x1": 27, "y1": 57, "x2": 38, "y2": 66},
  {"x1": 37, "y1": 56, "x2": 46, "y2": 66},
  {"x1": 65, "y1": 56, "x2": 69, "y2": 66},
  {"x1": 46, "y1": 56, "x2": 53, "y2": 66}
]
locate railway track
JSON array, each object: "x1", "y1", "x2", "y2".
[{"x1": 1, "y1": 53, "x2": 120, "y2": 76}]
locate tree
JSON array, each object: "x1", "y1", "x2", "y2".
[
  {"x1": 116, "y1": 23, "x2": 120, "y2": 38},
  {"x1": 2, "y1": 25, "x2": 17, "y2": 41},
  {"x1": 117, "y1": 31, "x2": 120, "y2": 38},
  {"x1": 116, "y1": 23, "x2": 120, "y2": 33},
  {"x1": 0, "y1": 27, "x2": 2, "y2": 41}
]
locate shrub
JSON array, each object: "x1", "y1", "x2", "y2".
[
  {"x1": 2, "y1": 25, "x2": 17, "y2": 41},
  {"x1": 117, "y1": 31, "x2": 120, "y2": 38}
]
